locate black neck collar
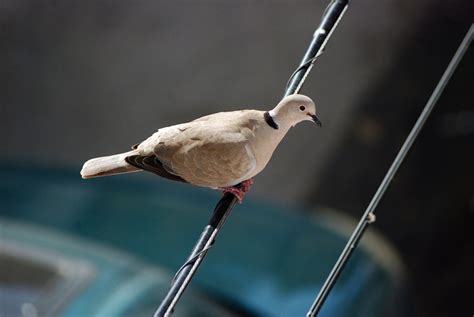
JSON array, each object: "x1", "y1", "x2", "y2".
[{"x1": 264, "y1": 111, "x2": 279, "y2": 130}]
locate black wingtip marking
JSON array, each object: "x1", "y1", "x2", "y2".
[{"x1": 125, "y1": 155, "x2": 188, "y2": 183}]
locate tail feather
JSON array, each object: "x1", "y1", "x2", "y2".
[{"x1": 81, "y1": 150, "x2": 140, "y2": 179}]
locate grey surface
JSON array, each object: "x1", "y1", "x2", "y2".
[{"x1": 1, "y1": 0, "x2": 437, "y2": 203}]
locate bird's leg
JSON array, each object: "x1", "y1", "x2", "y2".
[{"x1": 221, "y1": 178, "x2": 254, "y2": 203}]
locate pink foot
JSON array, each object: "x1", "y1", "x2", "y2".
[{"x1": 221, "y1": 179, "x2": 254, "y2": 203}]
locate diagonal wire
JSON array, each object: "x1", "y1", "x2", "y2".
[{"x1": 307, "y1": 23, "x2": 473, "y2": 317}]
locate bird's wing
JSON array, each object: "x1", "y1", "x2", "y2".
[
  {"x1": 158, "y1": 129, "x2": 255, "y2": 187},
  {"x1": 125, "y1": 154, "x2": 188, "y2": 183},
  {"x1": 153, "y1": 111, "x2": 262, "y2": 187},
  {"x1": 126, "y1": 124, "x2": 195, "y2": 183}
]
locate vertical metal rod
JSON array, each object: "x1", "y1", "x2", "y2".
[
  {"x1": 306, "y1": 24, "x2": 473, "y2": 317},
  {"x1": 153, "y1": 1, "x2": 349, "y2": 316}
]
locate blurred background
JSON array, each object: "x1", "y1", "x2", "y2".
[{"x1": 1, "y1": 1, "x2": 473, "y2": 316}]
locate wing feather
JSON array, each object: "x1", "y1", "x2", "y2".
[{"x1": 131, "y1": 110, "x2": 262, "y2": 187}]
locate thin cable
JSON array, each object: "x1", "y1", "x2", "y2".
[
  {"x1": 307, "y1": 24, "x2": 473, "y2": 317},
  {"x1": 285, "y1": 54, "x2": 322, "y2": 91},
  {"x1": 285, "y1": 0, "x2": 345, "y2": 93},
  {"x1": 171, "y1": 243, "x2": 214, "y2": 285},
  {"x1": 285, "y1": 0, "x2": 349, "y2": 96}
]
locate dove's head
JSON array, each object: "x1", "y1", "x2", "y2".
[{"x1": 269, "y1": 94, "x2": 321, "y2": 128}]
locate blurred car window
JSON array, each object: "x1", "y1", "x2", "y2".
[
  {"x1": 0, "y1": 243, "x2": 94, "y2": 317},
  {"x1": 0, "y1": 252, "x2": 58, "y2": 317}
]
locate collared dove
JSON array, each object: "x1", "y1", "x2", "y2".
[{"x1": 81, "y1": 94, "x2": 321, "y2": 201}]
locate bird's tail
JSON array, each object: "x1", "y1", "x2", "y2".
[{"x1": 81, "y1": 150, "x2": 140, "y2": 179}]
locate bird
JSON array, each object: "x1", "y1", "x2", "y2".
[{"x1": 80, "y1": 94, "x2": 321, "y2": 201}]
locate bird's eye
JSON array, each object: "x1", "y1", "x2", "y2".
[{"x1": 299, "y1": 105, "x2": 306, "y2": 111}]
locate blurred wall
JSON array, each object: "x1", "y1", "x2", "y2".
[{"x1": 1, "y1": 0, "x2": 450, "y2": 203}]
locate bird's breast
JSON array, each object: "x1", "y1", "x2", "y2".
[{"x1": 250, "y1": 127, "x2": 288, "y2": 177}]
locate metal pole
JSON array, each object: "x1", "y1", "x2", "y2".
[
  {"x1": 153, "y1": 1, "x2": 349, "y2": 316},
  {"x1": 306, "y1": 24, "x2": 473, "y2": 317},
  {"x1": 286, "y1": 0, "x2": 349, "y2": 96},
  {"x1": 154, "y1": 193, "x2": 237, "y2": 317}
]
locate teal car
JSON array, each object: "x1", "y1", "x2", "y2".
[
  {"x1": 1, "y1": 164, "x2": 406, "y2": 316},
  {"x1": 1, "y1": 219, "x2": 242, "y2": 317}
]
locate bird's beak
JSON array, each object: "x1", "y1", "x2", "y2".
[{"x1": 309, "y1": 114, "x2": 322, "y2": 127}]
